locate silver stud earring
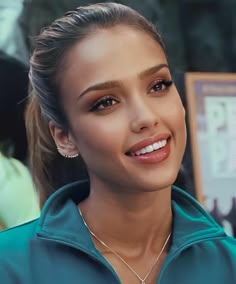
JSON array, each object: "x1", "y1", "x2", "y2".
[{"x1": 57, "y1": 147, "x2": 79, "y2": 158}]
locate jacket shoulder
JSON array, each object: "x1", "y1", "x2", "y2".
[
  {"x1": 219, "y1": 235, "x2": 236, "y2": 255},
  {"x1": 0, "y1": 218, "x2": 39, "y2": 252}
]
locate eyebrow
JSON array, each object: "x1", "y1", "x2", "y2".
[{"x1": 78, "y1": 63, "x2": 169, "y2": 98}]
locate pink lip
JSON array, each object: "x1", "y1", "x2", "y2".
[
  {"x1": 127, "y1": 138, "x2": 171, "y2": 164},
  {"x1": 127, "y1": 133, "x2": 170, "y2": 154}
]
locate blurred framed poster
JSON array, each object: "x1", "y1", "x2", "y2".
[{"x1": 185, "y1": 73, "x2": 236, "y2": 229}]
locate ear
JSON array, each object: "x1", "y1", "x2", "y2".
[{"x1": 49, "y1": 121, "x2": 79, "y2": 157}]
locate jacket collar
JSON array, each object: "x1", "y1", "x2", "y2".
[
  {"x1": 37, "y1": 180, "x2": 226, "y2": 254},
  {"x1": 37, "y1": 180, "x2": 97, "y2": 254},
  {"x1": 171, "y1": 186, "x2": 226, "y2": 252}
]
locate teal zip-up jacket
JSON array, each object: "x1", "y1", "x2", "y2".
[{"x1": 0, "y1": 180, "x2": 236, "y2": 283}]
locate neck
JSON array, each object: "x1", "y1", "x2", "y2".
[{"x1": 79, "y1": 181, "x2": 172, "y2": 255}]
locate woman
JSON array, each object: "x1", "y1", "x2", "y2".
[{"x1": 0, "y1": 3, "x2": 235, "y2": 284}]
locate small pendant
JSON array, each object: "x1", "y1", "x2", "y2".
[{"x1": 141, "y1": 281, "x2": 145, "y2": 284}]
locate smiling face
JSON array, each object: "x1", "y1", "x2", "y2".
[{"x1": 52, "y1": 25, "x2": 187, "y2": 194}]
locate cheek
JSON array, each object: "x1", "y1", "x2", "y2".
[
  {"x1": 71, "y1": 114, "x2": 127, "y2": 156},
  {"x1": 175, "y1": 104, "x2": 186, "y2": 130},
  {"x1": 164, "y1": 96, "x2": 187, "y2": 139},
  {"x1": 174, "y1": 104, "x2": 187, "y2": 148}
]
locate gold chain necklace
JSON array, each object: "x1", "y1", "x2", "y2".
[{"x1": 79, "y1": 208, "x2": 171, "y2": 284}]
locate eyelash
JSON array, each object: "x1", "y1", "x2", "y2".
[
  {"x1": 90, "y1": 96, "x2": 118, "y2": 112},
  {"x1": 90, "y1": 79, "x2": 173, "y2": 112},
  {"x1": 149, "y1": 79, "x2": 173, "y2": 93}
]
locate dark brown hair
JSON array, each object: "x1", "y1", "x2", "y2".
[{"x1": 26, "y1": 2, "x2": 165, "y2": 207}]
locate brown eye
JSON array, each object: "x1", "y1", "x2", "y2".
[
  {"x1": 149, "y1": 80, "x2": 173, "y2": 93},
  {"x1": 90, "y1": 96, "x2": 118, "y2": 111}
]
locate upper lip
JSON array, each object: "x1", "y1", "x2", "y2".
[{"x1": 126, "y1": 133, "x2": 170, "y2": 154}]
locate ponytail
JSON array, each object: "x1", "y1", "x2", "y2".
[{"x1": 25, "y1": 88, "x2": 88, "y2": 207}]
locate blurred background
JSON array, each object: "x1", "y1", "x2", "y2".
[{"x1": 0, "y1": 0, "x2": 235, "y2": 233}]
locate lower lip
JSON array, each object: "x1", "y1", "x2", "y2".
[{"x1": 128, "y1": 139, "x2": 171, "y2": 164}]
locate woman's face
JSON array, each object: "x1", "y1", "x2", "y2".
[{"x1": 57, "y1": 25, "x2": 187, "y2": 193}]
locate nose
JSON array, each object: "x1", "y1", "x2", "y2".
[{"x1": 130, "y1": 98, "x2": 159, "y2": 133}]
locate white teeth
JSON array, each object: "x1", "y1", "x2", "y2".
[
  {"x1": 146, "y1": 145, "x2": 154, "y2": 153},
  {"x1": 141, "y1": 148, "x2": 146, "y2": 154},
  {"x1": 153, "y1": 142, "x2": 159, "y2": 150},
  {"x1": 132, "y1": 139, "x2": 167, "y2": 156}
]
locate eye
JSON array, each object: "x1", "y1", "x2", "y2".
[
  {"x1": 149, "y1": 79, "x2": 173, "y2": 93},
  {"x1": 90, "y1": 96, "x2": 118, "y2": 111}
]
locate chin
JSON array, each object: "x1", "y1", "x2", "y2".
[{"x1": 142, "y1": 170, "x2": 178, "y2": 192}]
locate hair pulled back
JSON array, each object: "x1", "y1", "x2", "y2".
[{"x1": 26, "y1": 2, "x2": 164, "y2": 207}]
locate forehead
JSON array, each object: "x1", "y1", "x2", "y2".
[{"x1": 61, "y1": 26, "x2": 167, "y2": 92}]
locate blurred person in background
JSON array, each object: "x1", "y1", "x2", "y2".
[{"x1": 0, "y1": 2, "x2": 40, "y2": 230}]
